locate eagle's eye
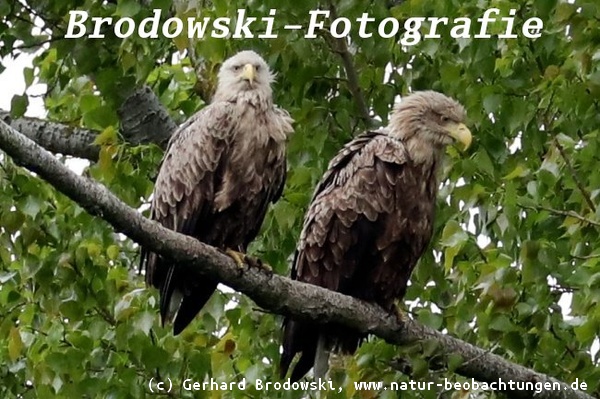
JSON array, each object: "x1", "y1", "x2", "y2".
[
  {"x1": 440, "y1": 115, "x2": 449, "y2": 123},
  {"x1": 255, "y1": 64, "x2": 261, "y2": 71},
  {"x1": 232, "y1": 65, "x2": 242, "y2": 72}
]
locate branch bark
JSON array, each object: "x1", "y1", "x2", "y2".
[
  {"x1": 0, "y1": 111, "x2": 100, "y2": 160},
  {"x1": 0, "y1": 85, "x2": 175, "y2": 161},
  {"x1": 116, "y1": 85, "x2": 177, "y2": 148},
  {"x1": 0, "y1": 119, "x2": 594, "y2": 399}
]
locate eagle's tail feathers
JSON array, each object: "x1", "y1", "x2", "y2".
[
  {"x1": 281, "y1": 319, "x2": 319, "y2": 382},
  {"x1": 172, "y1": 280, "x2": 218, "y2": 335},
  {"x1": 159, "y1": 266, "x2": 179, "y2": 325},
  {"x1": 313, "y1": 334, "x2": 330, "y2": 380}
]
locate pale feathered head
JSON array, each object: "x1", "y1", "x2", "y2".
[
  {"x1": 214, "y1": 50, "x2": 275, "y2": 102},
  {"x1": 389, "y1": 91, "x2": 472, "y2": 160}
]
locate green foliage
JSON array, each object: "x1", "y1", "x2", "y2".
[{"x1": 1, "y1": 0, "x2": 600, "y2": 398}]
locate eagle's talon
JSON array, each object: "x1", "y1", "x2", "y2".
[
  {"x1": 225, "y1": 248, "x2": 246, "y2": 269},
  {"x1": 245, "y1": 255, "x2": 273, "y2": 276},
  {"x1": 394, "y1": 305, "x2": 407, "y2": 324}
]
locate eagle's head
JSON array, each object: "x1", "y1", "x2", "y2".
[
  {"x1": 215, "y1": 50, "x2": 274, "y2": 101},
  {"x1": 390, "y1": 91, "x2": 472, "y2": 162}
]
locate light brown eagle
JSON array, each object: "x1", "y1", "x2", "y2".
[
  {"x1": 140, "y1": 50, "x2": 293, "y2": 334},
  {"x1": 280, "y1": 91, "x2": 471, "y2": 381}
]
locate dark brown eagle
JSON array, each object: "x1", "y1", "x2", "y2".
[
  {"x1": 140, "y1": 50, "x2": 293, "y2": 335},
  {"x1": 280, "y1": 91, "x2": 471, "y2": 381}
]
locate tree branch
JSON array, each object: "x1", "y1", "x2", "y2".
[
  {"x1": 116, "y1": 85, "x2": 177, "y2": 148},
  {"x1": 0, "y1": 119, "x2": 594, "y2": 399},
  {"x1": 519, "y1": 204, "x2": 600, "y2": 227},
  {"x1": 0, "y1": 85, "x2": 175, "y2": 161},
  {"x1": 320, "y1": 4, "x2": 373, "y2": 129},
  {"x1": 12, "y1": 35, "x2": 66, "y2": 51},
  {"x1": 552, "y1": 137, "x2": 596, "y2": 213},
  {"x1": 0, "y1": 111, "x2": 100, "y2": 160}
]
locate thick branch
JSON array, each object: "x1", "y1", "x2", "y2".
[
  {"x1": 0, "y1": 119, "x2": 594, "y2": 399},
  {"x1": 1, "y1": 85, "x2": 175, "y2": 161},
  {"x1": 0, "y1": 111, "x2": 99, "y2": 160},
  {"x1": 116, "y1": 86, "x2": 177, "y2": 148}
]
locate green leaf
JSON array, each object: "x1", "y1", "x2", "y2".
[
  {"x1": 8, "y1": 327, "x2": 22, "y2": 361},
  {"x1": 574, "y1": 320, "x2": 597, "y2": 343},
  {"x1": 503, "y1": 165, "x2": 528, "y2": 180},
  {"x1": 141, "y1": 345, "x2": 169, "y2": 369},
  {"x1": 440, "y1": 220, "x2": 468, "y2": 248},
  {"x1": 3, "y1": 211, "x2": 25, "y2": 233},
  {"x1": 116, "y1": 0, "x2": 141, "y2": 17},
  {"x1": 447, "y1": 353, "x2": 464, "y2": 372},
  {"x1": 23, "y1": 67, "x2": 34, "y2": 87},
  {"x1": 94, "y1": 126, "x2": 118, "y2": 146},
  {"x1": 21, "y1": 195, "x2": 43, "y2": 218},
  {"x1": 0, "y1": 272, "x2": 17, "y2": 283},
  {"x1": 106, "y1": 244, "x2": 120, "y2": 260},
  {"x1": 483, "y1": 94, "x2": 502, "y2": 114},
  {"x1": 417, "y1": 308, "x2": 443, "y2": 329},
  {"x1": 60, "y1": 300, "x2": 84, "y2": 321},
  {"x1": 83, "y1": 106, "x2": 118, "y2": 130},
  {"x1": 489, "y1": 315, "x2": 515, "y2": 332},
  {"x1": 410, "y1": 357, "x2": 429, "y2": 379},
  {"x1": 10, "y1": 94, "x2": 28, "y2": 118},
  {"x1": 134, "y1": 311, "x2": 155, "y2": 335}
]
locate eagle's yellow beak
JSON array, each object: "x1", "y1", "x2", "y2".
[
  {"x1": 241, "y1": 64, "x2": 256, "y2": 84},
  {"x1": 447, "y1": 123, "x2": 472, "y2": 150}
]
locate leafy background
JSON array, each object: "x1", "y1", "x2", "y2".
[{"x1": 1, "y1": 0, "x2": 599, "y2": 398}]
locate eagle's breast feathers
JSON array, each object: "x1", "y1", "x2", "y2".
[
  {"x1": 295, "y1": 132, "x2": 438, "y2": 309},
  {"x1": 150, "y1": 96, "x2": 292, "y2": 240}
]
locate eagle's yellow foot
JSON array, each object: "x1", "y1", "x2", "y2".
[
  {"x1": 394, "y1": 305, "x2": 408, "y2": 323},
  {"x1": 223, "y1": 249, "x2": 272, "y2": 276},
  {"x1": 225, "y1": 248, "x2": 246, "y2": 268},
  {"x1": 244, "y1": 254, "x2": 273, "y2": 276}
]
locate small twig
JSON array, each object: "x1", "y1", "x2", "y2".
[
  {"x1": 519, "y1": 204, "x2": 600, "y2": 227},
  {"x1": 549, "y1": 325, "x2": 577, "y2": 360},
  {"x1": 0, "y1": 301, "x2": 26, "y2": 319},
  {"x1": 553, "y1": 137, "x2": 596, "y2": 212},
  {"x1": 571, "y1": 253, "x2": 600, "y2": 260},
  {"x1": 389, "y1": 356, "x2": 413, "y2": 375},
  {"x1": 13, "y1": 36, "x2": 65, "y2": 51},
  {"x1": 538, "y1": 89, "x2": 595, "y2": 212},
  {"x1": 13, "y1": 0, "x2": 65, "y2": 35},
  {"x1": 94, "y1": 306, "x2": 117, "y2": 326},
  {"x1": 314, "y1": 76, "x2": 349, "y2": 84},
  {"x1": 319, "y1": 4, "x2": 373, "y2": 129},
  {"x1": 549, "y1": 286, "x2": 575, "y2": 294},
  {"x1": 387, "y1": 0, "x2": 406, "y2": 7},
  {"x1": 251, "y1": 307, "x2": 277, "y2": 315}
]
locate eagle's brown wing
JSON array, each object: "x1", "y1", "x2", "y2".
[
  {"x1": 281, "y1": 130, "x2": 437, "y2": 381},
  {"x1": 140, "y1": 102, "x2": 235, "y2": 333}
]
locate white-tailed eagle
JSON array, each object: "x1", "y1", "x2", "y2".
[
  {"x1": 280, "y1": 91, "x2": 471, "y2": 380},
  {"x1": 141, "y1": 50, "x2": 293, "y2": 334}
]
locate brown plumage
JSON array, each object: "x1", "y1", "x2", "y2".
[
  {"x1": 140, "y1": 50, "x2": 293, "y2": 335},
  {"x1": 280, "y1": 91, "x2": 471, "y2": 381}
]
